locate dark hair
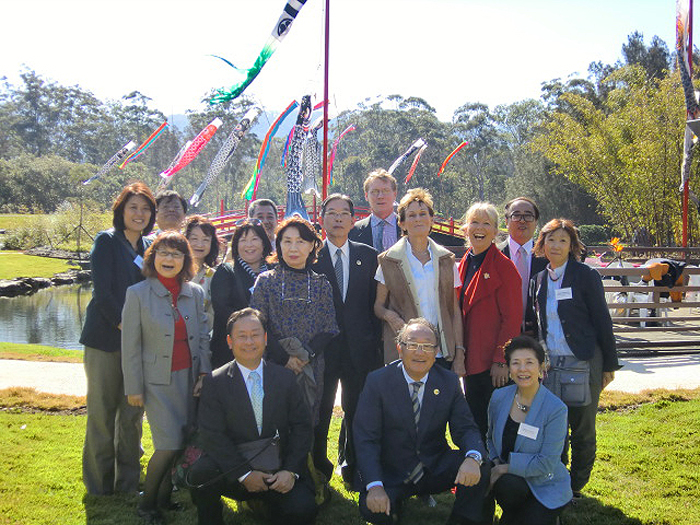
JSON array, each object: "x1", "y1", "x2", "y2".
[
  {"x1": 504, "y1": 197, "x2": 540, "y2": 220},
  {"x1": 533, "y1": 218, "x2": 586, "y2": 260},
  {"x1": 226, "y1": 307, "x2": 267, "y2": 336},
  {"x1": 321, "y1": 193, "x2": 355, "y2": 216},
  {"x1": 230, "y1": 220, "x2": 273, "y2": 260},
  {"x1": 155, "y1": 190, "x2": 188, "y2": 214},
  {"x1": 142, "y1": 231, "x2": 195, "y2": 283},
  {"x1": 248, "y1": 198, "x2": 278, "y2": 218},
  {"x1": 271, "y1": 217, "x2": 322, "y2": 268},
  {"x1": 185, "y1": 215, "x2": 220, "y2": 267},
  {"x1": 504, "y1": 335, "x2": 546, "y2": 365},
  {"x1": 396, "y1": 317, "x2": 440, "y2": 347},
  {"x1": 112, "y1": 182, "x2": 156, "y2": 234}
]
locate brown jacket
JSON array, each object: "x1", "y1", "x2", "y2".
[{"x1": 378, "y1": 237, "x2": 457, "y2": 363}]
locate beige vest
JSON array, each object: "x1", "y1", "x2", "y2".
[{"x1": 378, "y1": 237, "x2": 457, "y2": 363}]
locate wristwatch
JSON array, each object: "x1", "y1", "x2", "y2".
[{"x1": 465, "y1": 451, "x2": 483, "y2": 466}]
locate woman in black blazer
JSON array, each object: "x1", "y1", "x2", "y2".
[
  {"x1": 531, "y1": 218, "x2": 620, "y2": 498},
  {"x1": 79, "y1": 182, "x2": 156, "y2": 495},
  {"x1": 210, "y1": 220, "x2": 273, "y2": 368}
]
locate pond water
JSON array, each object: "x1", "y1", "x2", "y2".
[{"x1": 0, "y1": 283, "x2": 92, "y2": 350}]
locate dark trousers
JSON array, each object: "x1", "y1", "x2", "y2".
[
  {"x1": 563, "y1": 348, "x2": 603, "y2": 492},
  {"x1": 492, "y1": 473, "x2": 563, "y2": 525},
  {"x1": 464, "y1": 370, "x2": 495, "y2": 444},
  {"x1": 313, "y1": 345, "x2": 367, "y2": 482},
  {"x1": 189, "y1": 455, "x2": 317, "y2": 525},
  {"x1": 359, "y1": 451, "x2": 491, "y2": 525}
]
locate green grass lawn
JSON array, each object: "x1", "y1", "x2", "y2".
[
  {"x1": 0, "y1": 214, "x2": 47, "y2": 231},
  {"x1": 1, "y1": 396, "x2": 699, "y2": 524},
  {"x1": 0, "y1": 253, "x2": 79, "y2": 279},
  {"x1": 0, "y1": 342, "x2": 83, "y2": 363}
]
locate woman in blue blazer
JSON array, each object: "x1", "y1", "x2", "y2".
[
  {"x1": 487, "y1": 336, "x2": 572, "y2": 525},
  {"x1": 80, "y1": 182, "x2": 156, "y2": 496}
]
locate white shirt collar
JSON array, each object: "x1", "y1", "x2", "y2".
[
  {"x1": 326, "y1": 238, "x2": 349, "y2": 258},
  {"x1": 399, "y1": 362, "x2": 429, "y2": 386},
  {"x1": 236, "y1": 360, "x2": 264, "y2": 382},
  {"x1": 508, "y1": 236, "x2": 533, "y2": 256}
]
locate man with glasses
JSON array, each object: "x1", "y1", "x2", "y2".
[
  {"x1": 354, "y1": 318, "x2": 490, "y2": 525},
  {"x1": 312, "y1": 194, "x2": 381, "y2": 486},
  {"x1": 349, "y1": 169, "x2": 401, "y2": 252},
  {"x1": 501, "y1": 197, "x2": 548, "y2": 334}
]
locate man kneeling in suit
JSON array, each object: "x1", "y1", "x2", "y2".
[
  {"x1": 354, "y1": 317, "x2": 491, "y2": 525},
  {"x1": 189, "y1": 308, "x2": 317, "y2": 525}
]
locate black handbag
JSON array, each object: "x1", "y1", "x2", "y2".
[{"x1": 172, "y1": 431, "x2": 281, "y2": 489}]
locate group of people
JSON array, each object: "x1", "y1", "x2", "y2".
[{"x1": 79, "y1": 168, "x2": 620, "y2": 525}]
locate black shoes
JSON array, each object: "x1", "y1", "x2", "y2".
[{"x1": 136, "y1": 506, "x2": 165, "y2": 525}]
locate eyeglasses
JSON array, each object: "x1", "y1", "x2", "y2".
[
  {"x1": 508, "y1": 213, "x2": 536, "y2": 223},
  {"x1": 324, "y1": 211, "x2": 352, "y2": 219},
  {"x1": 400, "y1": 341, "x2": 438, "y2": 353},
  {"x1": 368, "y1": 188, "x2": 394, "y2": 197},
  {"x1": 156, "y1": 250, "x2": 185, "y2": 259},
  {"x1": 235, "y1": 218, "x2": 263, "y2": 227}
]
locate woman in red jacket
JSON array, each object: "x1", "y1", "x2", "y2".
[{"x1": 458, "y1": 202, "x2": 522, "y2": 440}]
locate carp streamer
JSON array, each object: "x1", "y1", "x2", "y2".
[
  {"x1": 388, "y1": 138, "x2": 427, "y2": 175},
  {"x1": 210, "y1": 0, "x2": 308, "y2": 104},
  {"x1": 118, "y1": 121, "x2": 169, "y2": 169},
  {"x1": 190, "y1": 107, "x2": 261, "y2": 207},
  {"x1": 437, "y1": 141, "x2": 468, "y2": 177},
  {"x1": 241, "y1": 100, "x2": 299, "y2": 201},
  {"x1": 159, "y1": 118, "x2": 222, "y2": 188},
  {"x1": 405, "y1": 143, "x2": 428, "y2": 184},
  {"x1": 82, "y1": 141, "x2": 136, "y2": 185}
]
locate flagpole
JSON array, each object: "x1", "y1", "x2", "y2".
[
  {"x1": 684, "y1": 0, "x2": 693, "y2": 247},
  {"x1": 322, "y1": 0, "x2": 330, "y2": 202}
]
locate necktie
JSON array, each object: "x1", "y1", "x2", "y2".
[
  {"x1": 334, "y1": 248, "x2": 344, "y2": 301},
  {"x1": 374, "y1": 220, "x2": 385, "y2": 252},
  {"x1": 248, "y1": 371, "x2": 263, "y2": 434},
  {"x1": 515, "y1": 246, "x2": 529, "y2": 311},
  {"x1": 406, "y1": 381, "x2": 425, "y2": 484},
  {"x1": 410, "y1": 381, "x2": 423, "y2": 427}
]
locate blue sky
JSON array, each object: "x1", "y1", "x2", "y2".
[{"x1": 0, "y1": 0, "x2": 687, "y2": 121}]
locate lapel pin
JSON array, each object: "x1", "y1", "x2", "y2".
[
  {"x1": 483, "y1": 273, "x2": 490, "y2": 280},
  {"x1": 433, "y1": 388, "x2": 440, "y2": 395},
  {"x1": 356, "y1": 260, "x2": 361, "y2": 265}
]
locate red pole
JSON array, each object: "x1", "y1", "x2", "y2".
[
  {"x1": 684, "y1": 0, "x2": 693, "y2": 247},
  {"x1": 322, "y1": 0, "x2": 330, "y2": 201}
]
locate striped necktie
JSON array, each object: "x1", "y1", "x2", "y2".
[
  {"x1": 334, "y1": 248, "x2": 344, "y2": 301},
  {"x1": 406, "y1": 381, "x2": 425, "y2": 484},
  {"x1": 374, "y1": 220, "x2": 385, "y2": 252}
]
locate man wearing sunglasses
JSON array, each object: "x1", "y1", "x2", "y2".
[
  {"x1": 501, "y1": 197, "x2": 548, "y2": 334},
  {"x1": 354, "y1": 318, "x2": 490, "y2": 525}
]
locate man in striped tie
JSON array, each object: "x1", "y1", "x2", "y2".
[{"x1": 353, "y1": 318, "x2": 490, "y2": 525}]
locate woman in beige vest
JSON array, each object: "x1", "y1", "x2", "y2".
[{"x1": 373, "y1": 188, "x2": 464, "y2": 372}]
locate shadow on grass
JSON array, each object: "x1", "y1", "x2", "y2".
[{"x1": 561, "y1": 496, "x2": 644, "y2": 525}]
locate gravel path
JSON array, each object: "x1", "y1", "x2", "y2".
[{"x1": 2, "y1": 354, "x2": 700, "y2": 397}]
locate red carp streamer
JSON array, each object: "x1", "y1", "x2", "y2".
[
  {"x1": 160, "y1": 118, "x2": 222, "y2": 187},
  {"x1": 437, "y1": 141, "x2": 468, "y2": 177},
  {"x1": 405, "y1": 143, "x2": 427, "y2": 184}
]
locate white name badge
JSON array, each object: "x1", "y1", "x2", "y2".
[
  {"x1": 518, "y1": 422, "x2": 539, "y2": 440},
  {"x1": 134, "y1": 255, "x2": 144, "y2": 269},
  {"x1": 555, "y1": 287, "x2": 572, "y2": 301}
]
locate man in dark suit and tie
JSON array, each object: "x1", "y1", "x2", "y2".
[
  {"x1": 349, "y1": 169, "x2": 402, "y2": 251},
  {"x1": 312, "y1": 193, "x2": 382, "y2": 484},
  {"x1": 189, "y1": 308, "x2": 317, "y2": 525},
  {"x1": 354, "y1": 318, "x2": 490, "y2": 525},
  {"x1": 500, "y1": 197, "x2": 548, "y2": 334}
]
